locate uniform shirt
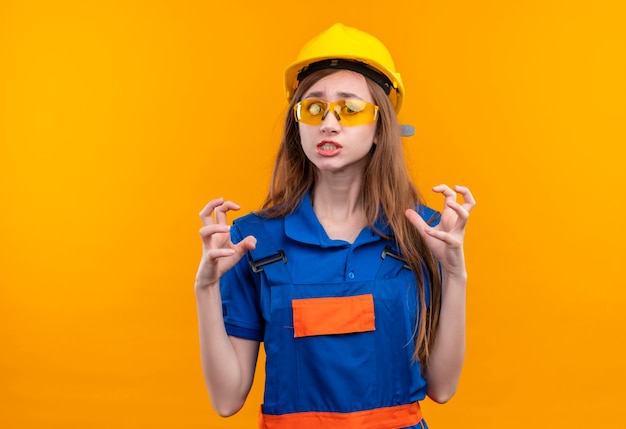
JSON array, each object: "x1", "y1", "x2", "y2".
[{"x1": 220, "y1": 192, "x2": 438, "y2": 406}]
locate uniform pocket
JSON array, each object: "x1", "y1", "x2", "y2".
[{"x1": 292, "y1": 294, "x2": 375, "y2": 338}]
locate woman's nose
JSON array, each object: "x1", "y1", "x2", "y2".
[{"x1": 320, "y1": 107, "x2": 341, "y2": 133}]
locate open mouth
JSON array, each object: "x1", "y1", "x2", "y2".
[
  {"x1": 318, "y1": 142, "x2": 339, "y2": 151},
  {"x1": 316, "y1": 140, "x2": 342, "y2": 156}
]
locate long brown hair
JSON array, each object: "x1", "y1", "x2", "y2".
[{"x1": 259, "y1": 69, "x2": 442, "y2": 370}]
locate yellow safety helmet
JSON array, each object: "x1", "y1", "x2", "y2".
[{"x1": 285, "y1": 23, "x2": 405, "y2": 113}]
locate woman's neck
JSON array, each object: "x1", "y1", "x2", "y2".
[{"x1": 311, "y1": 174, "x2": 366, "y2": 242}]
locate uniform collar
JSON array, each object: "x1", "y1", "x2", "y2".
[{"x1": 284, "y1": 192, "x2": 392, "y2": 247}]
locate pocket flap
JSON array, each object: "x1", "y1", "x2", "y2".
[{"x1": 292, "y1": 294, "x2": 375, "y2": 338}]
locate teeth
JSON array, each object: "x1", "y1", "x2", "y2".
[{"x1": 320, "y1": 143, "x2": 337, "y2": 150}]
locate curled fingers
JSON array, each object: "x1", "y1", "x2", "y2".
[
  {"x1": 433, "y1": 184, "x2": 476, "y2": 228},
  {"x1": 214, "y1": 200, "x2": 241, "y2": 225},
  {"x1": 452, "y1": 185, "x2": 476, "y2": 213},
  {"x1": 424, "y1": 225, "x2": 462, "y2": 247},
  {"x1": 199, "y1": 198, "x2": 224, "y2": 225},
  {"x1": 199, "y1": 223, "x2": 231, "y2": 240},
  {"x1": 198, "y1": 223, "x2": 232, "y2": 253},
  {"x1": 432, "y1": 184, "x2": 476, "y2": 210},
  {"x1": 199, "y1": 198, "x2": 241, "y2": 226}
]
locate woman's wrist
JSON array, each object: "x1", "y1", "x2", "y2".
[
  {"x1": 195, "y1": 278, "x2": 220, "y2": 293},
  {"x1": 441, "y1": 269, "x2": 467, "y2": 286}
]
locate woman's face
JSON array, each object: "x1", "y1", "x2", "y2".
[{"x1": 298, "y1": 70, "x2": 377, "y2": 177}]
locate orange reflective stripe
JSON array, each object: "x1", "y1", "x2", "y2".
[
  {"x1": 291, "y1": 294, "x2": 375, "y2": 338},
  {"x1": 259, "y1": 402, "x2": 422, "y2": 429}
]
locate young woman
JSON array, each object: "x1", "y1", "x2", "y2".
[{"x1": 194, "y1": 23, "x2": 476, "y2": 429}]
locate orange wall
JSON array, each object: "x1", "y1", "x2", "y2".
[{"x1": 1, "y1": 1, "x2": 625, "y2": 427}]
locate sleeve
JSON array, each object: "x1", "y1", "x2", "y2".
[{"x1": 220, "y1": 224, "x2": 265, "y2": 342}]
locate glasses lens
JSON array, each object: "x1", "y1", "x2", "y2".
[{"x1": 294, "y1": 99, "x2": 379, "y2": 126}]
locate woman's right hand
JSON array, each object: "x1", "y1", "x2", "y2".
[{"x1": 195, "y1": 198, "x2": 257, "y2": 290}]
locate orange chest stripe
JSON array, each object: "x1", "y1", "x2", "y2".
[{"x1": 291, "y1": 294, "x2": 375, "y2": 338}]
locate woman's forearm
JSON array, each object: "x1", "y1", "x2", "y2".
[
  {"x1": 195, "y1": 282, "x2": 259, "y2": 416},
  {"x1": 424, "y1": 270, "x2": 467, "y2": 403}
]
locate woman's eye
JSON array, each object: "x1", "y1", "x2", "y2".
[
  {"x1": 308, "y1": 103, "x2": 323, "y2": 115},
  {"x1": 343, "y1": 101, "x2": 364, "y2": 114}
]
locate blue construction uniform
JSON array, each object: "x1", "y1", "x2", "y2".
[{"x1": 220, "y1": 193, "x2": 438, "y2": 429}]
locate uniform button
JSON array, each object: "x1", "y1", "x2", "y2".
[{"x1": 348, "y1": 272, "x2": 355, "y2": 279}]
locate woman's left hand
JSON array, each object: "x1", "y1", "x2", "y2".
[{"x1": 405, "y1": 184, "x2": 476, "y2": 278}]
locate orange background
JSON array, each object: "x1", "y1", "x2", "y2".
[{"x1": 1, "y1": 1, "x2": 625, "y2": 428}]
